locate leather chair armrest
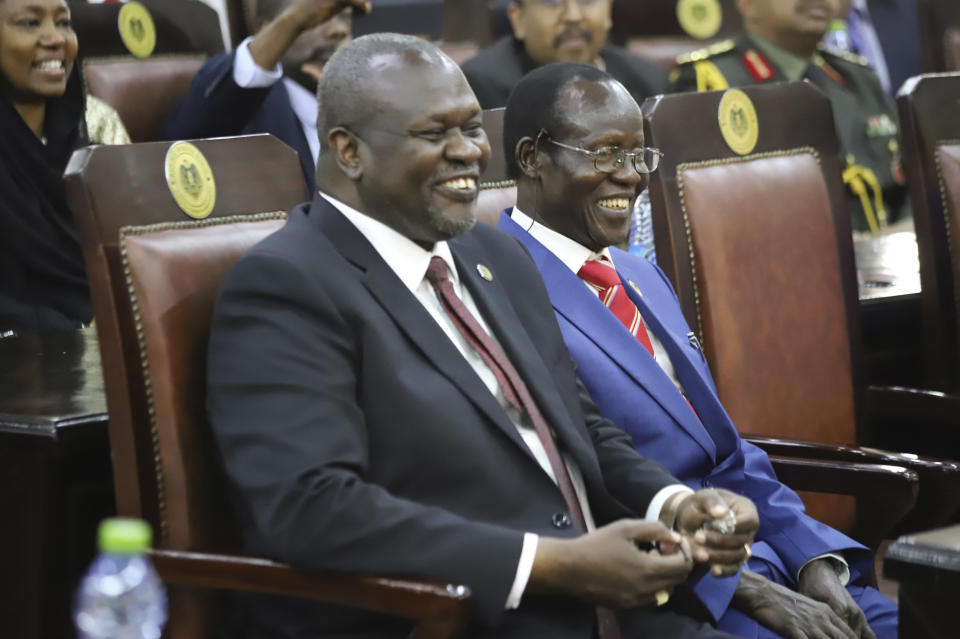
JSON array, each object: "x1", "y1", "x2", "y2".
[
  {"x1": 748, "y1": 434, "x2": 960, "y2": 532},
  {"x1": 150, "y1": 549, "x2": 472, "y2": 639},
  {"x1": 767, "y1": 456, "x2": 918, "y2": 554},
  {"x1": 865, "y1": 384, "x2": 960, "y2": 425}
]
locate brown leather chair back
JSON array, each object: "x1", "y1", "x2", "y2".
[
  {"x1": 642, "y1": 82, "x2": 860, "y2": 447},
  {"x1": 627, "y1": 36, "x2": 719, "y2": 71},
  {"x1": 83, "y1": 56, "x2": 206, "y2": 142},
  {"x1": 71, "y1": 0, "x2": 224, "y2": 58},
  {"x1": 897, "y1": 72, "x2": 960, "y2": 389},
  {"x1": 478, "y1": 107, "x2": 516, "y2": 227},
  {"x1": 610, "y1": 0, "x2": 740, "y2": 47},
  {"x1": 65, "y1": 135, "x2": 307, "y2": 552},
  {"x1": 947, "y1": 28, "x2": 960, "y2": 71}
]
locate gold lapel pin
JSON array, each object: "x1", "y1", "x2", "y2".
[
  {"x1": 477, "y1": 264, "x2": 493, "y2": 281},
  {"x1": 628, "y1": 280, "x2": 643, "y2": 297}
]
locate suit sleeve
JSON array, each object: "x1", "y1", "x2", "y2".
[
  {"x1": 206, "y1": 250, "x2": 525, "y2": 626},
  {"x1": 161, "y1": 51, "x2": 274, "y2": 140}
]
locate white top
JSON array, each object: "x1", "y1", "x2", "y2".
[{"x1": 234, "y1": 37, "x2": 321, "y2": 163}]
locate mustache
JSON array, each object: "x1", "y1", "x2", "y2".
[{"x1": 553, "y1": 26, "x2": 592, "y2": 49}]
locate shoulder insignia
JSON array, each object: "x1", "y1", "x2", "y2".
[
  {"x1": 676, "y1": 39, "x2": 734, "y2": 65},
  {"x1": 693, "y1": 60, "x2": 729, "y2": 92},
  {"x1": 819, "y1": 46, "x2": 869, "y2": 67},
  {"x1": 742, "y1": 49, "x2": 775, "y2": 82}
]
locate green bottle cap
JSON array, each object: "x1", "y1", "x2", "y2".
[
  {"x1": 97, "y1": 518, "x2": 152, "y2": 554},
  {"x1": 829, "y1": 19, "x2": 847, "y2": 32}
]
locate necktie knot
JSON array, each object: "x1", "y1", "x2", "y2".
[
  {"x1": 425, "y1": 255, "x2": 450, "y2": 286},
  {"x1": 577, "y1": 258, "x2": 621, "y2": 290}
]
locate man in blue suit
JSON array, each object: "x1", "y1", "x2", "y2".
[
  {"x1": 497, "y1": 62, "x2": 898, "y2": 639},
  {"x1": 162, "y1": 0, "x2": 369, "y2": 194}
]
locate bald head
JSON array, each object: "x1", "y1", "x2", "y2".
[{"x1": 316, "y1": 33, "x2": 460, "y2": 143}]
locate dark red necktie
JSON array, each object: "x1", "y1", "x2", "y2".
[{"x1": 424, "y1": 257, "x2": 620, "y2": 639}]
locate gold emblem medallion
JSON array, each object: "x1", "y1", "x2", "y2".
[
  {"x1": 677, "y1": 0, "x2": 723, "y2": 40},
  {"x1": 164, "y1": 142, "x2": 216, "y2": 219},
  {"x1": 718, "y1": 89, "x2": 759, "y2": 156},
  {"x1": 476, "y1": 264, "x2": 493, "y2": 281},
  {"x1": 118, "y1": 2, "x2": 156, "y2": 59}
]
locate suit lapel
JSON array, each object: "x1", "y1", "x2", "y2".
[
  {"x1": 313, "y1": 199, "x2": 539, "y2": 463},
  {"x1": 449, "y1": 231, "x2": 606, "y2": 489},
  {"x1": 499, "y1": 213, "x2": 718, "y2": 461},
  {"x1": 612, "y1": 251, "x2": 738, "y2": 459}
]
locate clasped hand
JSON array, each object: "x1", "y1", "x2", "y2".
[{"x1": 675, "y1": 488, "x2": 759, "y2": 577}]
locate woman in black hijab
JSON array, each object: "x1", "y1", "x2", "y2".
[{"x1": 0, "y1": 0, "x2": 91, "y2": 332}]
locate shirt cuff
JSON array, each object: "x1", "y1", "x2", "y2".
[
  {"x1": 645, "y1": 484, "x2": 694, "y2": 523},
  {"x1": 233, "y1": 36, "x2": 283, "y2": 88},
  {"x1": 798, "y1": 553, "x2": 850, "y2": 587},
  {"x1": 505, "y1": 533, "x2": 538, "y2": 609}
]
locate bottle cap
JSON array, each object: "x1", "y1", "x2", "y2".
[
  {"x1": 828, "y1": 19, "x2": 847, "y2": 32},
  {"x1": 98, "y1": 518, "x2": 152, "y2": 554}
]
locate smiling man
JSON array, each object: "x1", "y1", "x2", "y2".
[
  {"x1": 206, "y1": 33, "x2": 760, "y2": 639},
  {"x1": 669, "y1": 0, "x2": 909, "y2": 234},
  {"x1": 163, "y1": 0, "x2": 368, "y2": 193},
  {"x1": 461, "y1": 0, "x2": 666, "y2": 109},
  {"x1": 497, "y1": 62, "x2": 898, "y2": 639}
]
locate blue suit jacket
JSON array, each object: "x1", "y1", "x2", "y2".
[
  {"x1": 162, "y1": 51, "x2": 314, "y2": 197},
  {"x1": 499, "y1": 212, "x2": 872, "y2": 624}
]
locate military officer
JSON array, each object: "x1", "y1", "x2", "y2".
[{"x1": 670, "y1": 0, "x2": 909, "y2": 233}]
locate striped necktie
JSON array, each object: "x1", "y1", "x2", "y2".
[{"x1": 578, "y1": 258, "x2": 655, "y2": 357}]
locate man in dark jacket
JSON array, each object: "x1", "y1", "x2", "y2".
[
  {"x1": 162, "y1": 0, "x2": 367, "y2": 194},
  {"x1": 462, "y1": 0, "x2": 667, "y2": 109}
]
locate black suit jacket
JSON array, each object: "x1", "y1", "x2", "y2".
[
  {"x1": 461, "y1": 36, "x2": 668, "y2": 109},
  {"x1": 206, "y1": 195, "x2": 686, "y2": 638}
]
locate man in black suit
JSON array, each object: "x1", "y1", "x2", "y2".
[
  {"x1": 207, "y1": 33, "x2": 757, "y2": 638},
  {"x1": 461, "y1": 0, "x2": 666, "y2": 109}
]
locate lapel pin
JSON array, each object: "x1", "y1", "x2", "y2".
[
  {"x1": 628, "y1": 280, "x2": 643, "y2": 297},
  {"x1": 687, "y1": 331, "x2": 703, "y2": 352},
  {"x1": 477, "y1": 264, "x2": 493, "y2": 281}
]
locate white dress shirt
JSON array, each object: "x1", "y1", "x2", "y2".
[
  {"x1": 508, "y1": 207, "x2": 849, "y2": 585},
  {"x1": 320, "y1": 192, "x2": 609, "y2": 608},
  {"x1": 234, "y1": 37, "x2": 321, "y2": 163}
]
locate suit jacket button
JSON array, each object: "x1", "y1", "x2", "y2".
[{"x1": 552, "y1": 512, "x2": 572, "y2": 529}]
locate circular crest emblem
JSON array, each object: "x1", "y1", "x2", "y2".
[
  {"x1": 677, "y1": 0, "x2": 723, "y2": 40},
  {"x1": 118, "y1": 2, "x2": 156, "y2": 59},
  {"x1": 717, "y1": 89, "x2": 759, "y2": 156},
  {"x1": 164, "y1": 142, "x2": 216, "y2": 219}
]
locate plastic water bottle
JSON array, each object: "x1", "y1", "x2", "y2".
[
  {"x1": 822, "y1": 19, "x2": 855, "y2": 54},
  {"x1": 628, "y1": 189, "x2": 658, "y2": 263},
  {"x1": 74, "y1": 518, "x2": 167, "y2": 639}
]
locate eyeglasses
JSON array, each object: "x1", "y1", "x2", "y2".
[
  {"x1": 537, "y1": 129, "x2": 663, "y2": 175},
  {"x1": 527, "y1": 0, "x2": 605, "y2": 9}
]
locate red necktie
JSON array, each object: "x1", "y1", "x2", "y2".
[
  {"x1": 578, "y1": 258, "x2": 655, "y2": 357},
  {"x1": 579, "y1": 258, "x2": 701, "y2": 423},
  {"x1": 424, "y1": 257, "x2": 621, "y2": 639}
]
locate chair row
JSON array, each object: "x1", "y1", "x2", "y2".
[{"x1": 63, "y1": 77, "x2": 960, "y2": 638}]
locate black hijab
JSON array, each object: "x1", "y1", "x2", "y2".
[{"x1": 0, "y1": 66, "x2": 92, "y2": 332}]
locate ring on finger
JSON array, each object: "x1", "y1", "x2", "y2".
[
  {"x1": 655, "y1": 589, "x2": 670, "y2": 607},
  {"x1": 742, "y1": 543, "x2": 752, "y2": 564}
]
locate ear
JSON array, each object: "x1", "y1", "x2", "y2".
[
  {"x1": 507, "y1": 2, "x2": 526, "y2": 40},
  {"x1": 328, "y1": 127, "x2": 363, "y2": 180},
  {"x1": 515, "y1": 136, "x2": 541, "y2": 178}
]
